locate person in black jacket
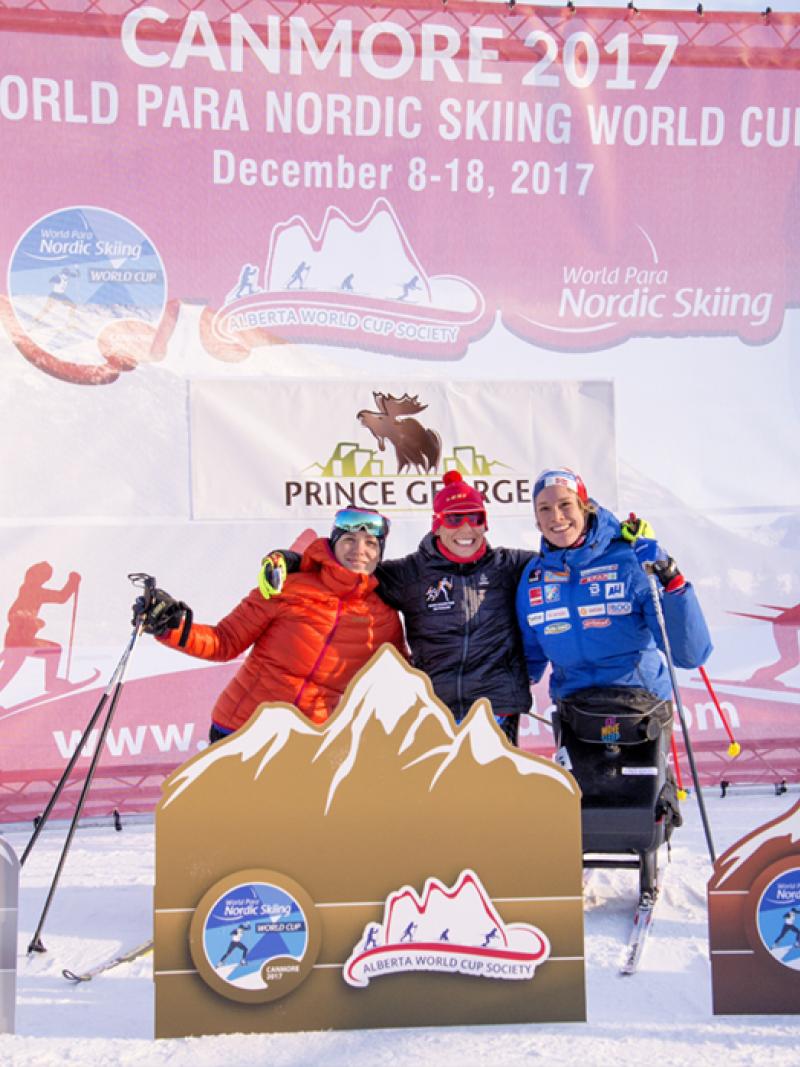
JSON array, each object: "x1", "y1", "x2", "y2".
[{"x1": 262, "y1": 475, "x2": 534, "y2": 743}]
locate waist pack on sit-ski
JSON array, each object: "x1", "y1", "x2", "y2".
[{"x1": 556, "y1": 686, "x2": 673, "y2": 745}]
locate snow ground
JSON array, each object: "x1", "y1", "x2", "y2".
[{"x1": 1, "y1": 790, "x2": 799, "y2": 1067}]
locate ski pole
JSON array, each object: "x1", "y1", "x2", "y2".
[
  {"x1": 20, "y1": 574, "x2": 154, "y2": 869},
  {"x1": 646, "y1": 571, "x2": 716, "y2": 864},
  {"x1": 670, "y1": 733, "x2": 688, "y2": 801},
  {"x1": 26, "y1": 627, "x2": 142, "y2": 953},
  {"x1": 64, "y1": 577, "x2": 80, "y2": 683},
  {"x1": 698, "y1": 665, "x2": 741, "y2": 758},
  {"x1": 20, "y1": 623, "x2": 138, "y2": 868}
]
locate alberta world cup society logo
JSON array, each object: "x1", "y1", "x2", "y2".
[
  {"x1": 189, "y1": 869, "x2": 320, "y2": 1003},
  {"x1": 343, "y1": 869, "x2": 550, "y2": 988}
]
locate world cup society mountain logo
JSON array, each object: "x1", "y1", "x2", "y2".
[
  {"x1": 202, "y1": 198, "x2": 489, "y2": 362},
  {"x1": 189, "y1": 869, "x2": 321, "y2": 1003},
  {"x1": 3, "y1": 206, "x2": 168, "y2": 386},
  {"x1": 344, "y1": 869, "x2": 551, "y2": 988}
]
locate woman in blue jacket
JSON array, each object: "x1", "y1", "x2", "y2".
[
  {"x1": 515, "y1": 468, "x2": 712, "y2": 900},
  {"x1": 515, "y1": 468, "x2": 712, "y2": 702}
]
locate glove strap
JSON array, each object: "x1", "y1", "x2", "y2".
[{"x1": 177, "y1": 605, "x2": 193, "y2": 647}]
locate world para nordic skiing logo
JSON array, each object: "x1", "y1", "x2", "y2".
[
  {"x1": 756, "y1": 866, "x2": 800, "y2": 971},
  {"x1": 189, "y1": 869, "x2": 320, "y2": 1003},
  {"x1": 343, "y1": 869, "x2": 550, "y2": 988}
]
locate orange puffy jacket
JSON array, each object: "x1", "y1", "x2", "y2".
[{"x1": 159, "y1": 537, "x2": 405, "y2": 732}]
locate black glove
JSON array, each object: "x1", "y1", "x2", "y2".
[
  {"x1": 651, "y1": 556, "x2": 682, "y2": 589},
  {"x1": 132, "y1": 588, "x2": 190, "y2": 637}
]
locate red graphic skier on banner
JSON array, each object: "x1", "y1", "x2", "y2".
[
  {"x1": 0, "y1": 562, "x2": 80, "y2": 702},
  {"x1": 733, "y1": 602, "x2": 800, "y2": 688}
]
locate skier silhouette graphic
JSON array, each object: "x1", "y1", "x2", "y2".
[
  {"x1": 286, "y1": 262, "x2": 310, "y2": 290},
  {"x1": 771, "y1": 907, "x2": 800, "y2": 950},
  {"x1": 218, "y1": 923, "x2": 251, "y2": 966},
  {"x1": 481, "y1": 927, "x2": 499, "y2": 948},
  {"x1": 398, "y1": 274, "x2": 421, "y2": 301},
  {"x1": 399, "y1": 922, "x2": 417, "y2": 943},
  {"x1": 0, "y1": 562, "x2": 81, "y2": 702},
  {"x1": 438, "y1": 929, "x2": 450, "y2": 942},
  {"x1": 233, "y1": 264, "x2": 259, "y2": 299},
  {"x1": 363, "y1": 926, "x2": 379, "y2": 951},
  {"x1": 731, "y1": 602, "x2": 800, "y2": 688},
  {"x1": 32, "y1": 268, "x2": 80, "y2": 328},
  {"x1": 340, "y1": 273, "x2": 355, "y2": 292}
]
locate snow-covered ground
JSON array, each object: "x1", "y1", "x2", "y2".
[{"x1": 2, "y1": 790, "x2": 799, "y2": 1066}]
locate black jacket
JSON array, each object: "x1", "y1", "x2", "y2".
[{"x1": 377, "y1": 534, "x2": 534, "y2": 721}]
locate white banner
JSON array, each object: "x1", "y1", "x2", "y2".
[{"x1": 189, "y1": 379, "x2": 616, "y2": 521}]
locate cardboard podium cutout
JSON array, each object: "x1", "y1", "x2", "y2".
[
  {"x1": 154, "y1": 646, "x2": 585, "y2": 1037},
  {"x1": 708, "y1": 797, "x2": 800, "y2": 1014}
]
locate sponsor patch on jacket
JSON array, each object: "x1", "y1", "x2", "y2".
[
  {"x1": 605, "y1": 582, "x2": 625, "y2": 599},
  {"x1": 527, "y1": 611, "x2": 545, "y2": 627},
  {"x1": 606, "y1": 601, "x2": 633, "y2": 615},
  {"x1": 528, "y1": 587, "x2": 543, "y2": 606},
  {"x1": 544, "y1": 622, "x2": 571, "y2": 635},
  {"x1": 578, "y1": 604, "x2": 606, "y2": 617},
  {"x1": 582, "y1": 618, "x2": 612, "y2": 629},
  {"x1": 544, "y1": 570, "x2": 569, "y2": 582},
  {"x1": 580, "y1": 570, "x2": 617, "y2": 584},
  {"x1": 545, "y1": 607, "x2": 569, "y2": 621},
  {"x1": 425, "y1": 576, "x2": 455, "y2": 612},
  {"x1": 589, "y1": 583, "x2": 601, "y2": 597},
  {"x1": 527, "y1": 569, "x2": 542, "y2": 583},
  {"x1": 544, "y1": 584, "x2": 560, "y2": 603},
  {"x1": 580, "y1": 565, "x2": 618, "y2": 578}
]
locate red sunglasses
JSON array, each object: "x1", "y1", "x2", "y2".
[{"x1": 440, "y1": 512, "x2": 487, "y2": 529}]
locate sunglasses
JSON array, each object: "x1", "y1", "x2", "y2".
[
  {"x1": 440, "y1": 512, "x2": 487, "y2": 529},
  {"x1": 332, "y1": 508, "x2": 390, "y2": 539}
]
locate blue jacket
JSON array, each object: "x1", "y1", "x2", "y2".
[{"x1": 514, "y1": 506, "x2": 712, "y2": 702}]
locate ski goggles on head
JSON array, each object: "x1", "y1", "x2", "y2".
[
  {"x1": 331, "y1": 507, "x2": 390, "y2": 539},
  {"x1": 439, "y1": 511, "x2": 487, "y2": 529}
]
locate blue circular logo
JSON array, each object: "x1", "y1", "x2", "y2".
[
  {"x1": 756, "y1": 866, "x2": 800, "y2": 971},
  {"x1": 7, "y1": 206, "x2": 166, "y2": 371},
  {"x1": 190, "y1": 870, "x2": 320, "y2": 1003}
]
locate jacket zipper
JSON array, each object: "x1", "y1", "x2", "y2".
[
  {"x1": 455, "y1": 572, "x2": 474, "y2": 719},
  {"x1": 293, "y1": 600, "x2": 343, "y2": 710}
]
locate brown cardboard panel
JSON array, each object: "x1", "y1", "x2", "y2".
[
  {"x1": 708, "y1": 797, "x2": 800, "y2": 1015},
  {"x1": 155, "y1": 647, "x2": 586, "y2": 1035}
]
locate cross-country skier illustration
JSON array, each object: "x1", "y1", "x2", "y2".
[
  {"x1": 217, "y1": 923, "x2": 251, "y2": 966},
  {"x1": 286, "y1": 261, "x2": 310, "y2": 290},
  {"x1": 398, "y1": 274, "x2": 421, "y2": 301},
  {"x1": 771, "y1": 907, "x2": 800, "y2": 949},
  {"x1": 438, "y1": 929, "x2": 450, "y2": 942},
  {"x1": 32, "y1": 267, "x2": 80, "y2": 328},
  {"x1": 481, "y1": 927, "x2": 500, "y2": 948},
  {"x1": 399, "y1": 922, "x2": 417, "y2": 943},
  {"x1": 340, "y1": 273, "x2": 355, "y2": 292},
  {"x1": 232, "y1": 263, "x2": 259, "y2": 299},
  {"x1": 0, "y1": 562, "x2": 81, "y2": 702},
  {"x1": 363, "y1": 926, "x2": 379, "y2": 951}
]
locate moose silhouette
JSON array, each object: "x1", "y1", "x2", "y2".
[{"x1": 357, "y1": 393, "x2": 442, "y2": 475}]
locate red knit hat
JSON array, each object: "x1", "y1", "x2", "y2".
[{"x1": 432, "y1": 471, "x2": 486, "y2": 531}]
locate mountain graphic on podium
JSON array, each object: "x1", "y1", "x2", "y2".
[
  {"x1": 154, "y1": 646, "x2": 587, "y2": 1034},
  {"x1": 158, "y1": 645, "x2": 579, "y2": 903}
]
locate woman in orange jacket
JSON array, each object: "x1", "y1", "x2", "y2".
[{"x1": 133, "y1": 509, "x2": 405, "y2": 741}]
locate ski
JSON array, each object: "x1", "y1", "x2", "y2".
[
  {"x1": 619, "y1": 894, "x2": 657, "y2": 976},
  {"x1": 62, "y1": 938, "x2": 153, "y2": 982}
]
